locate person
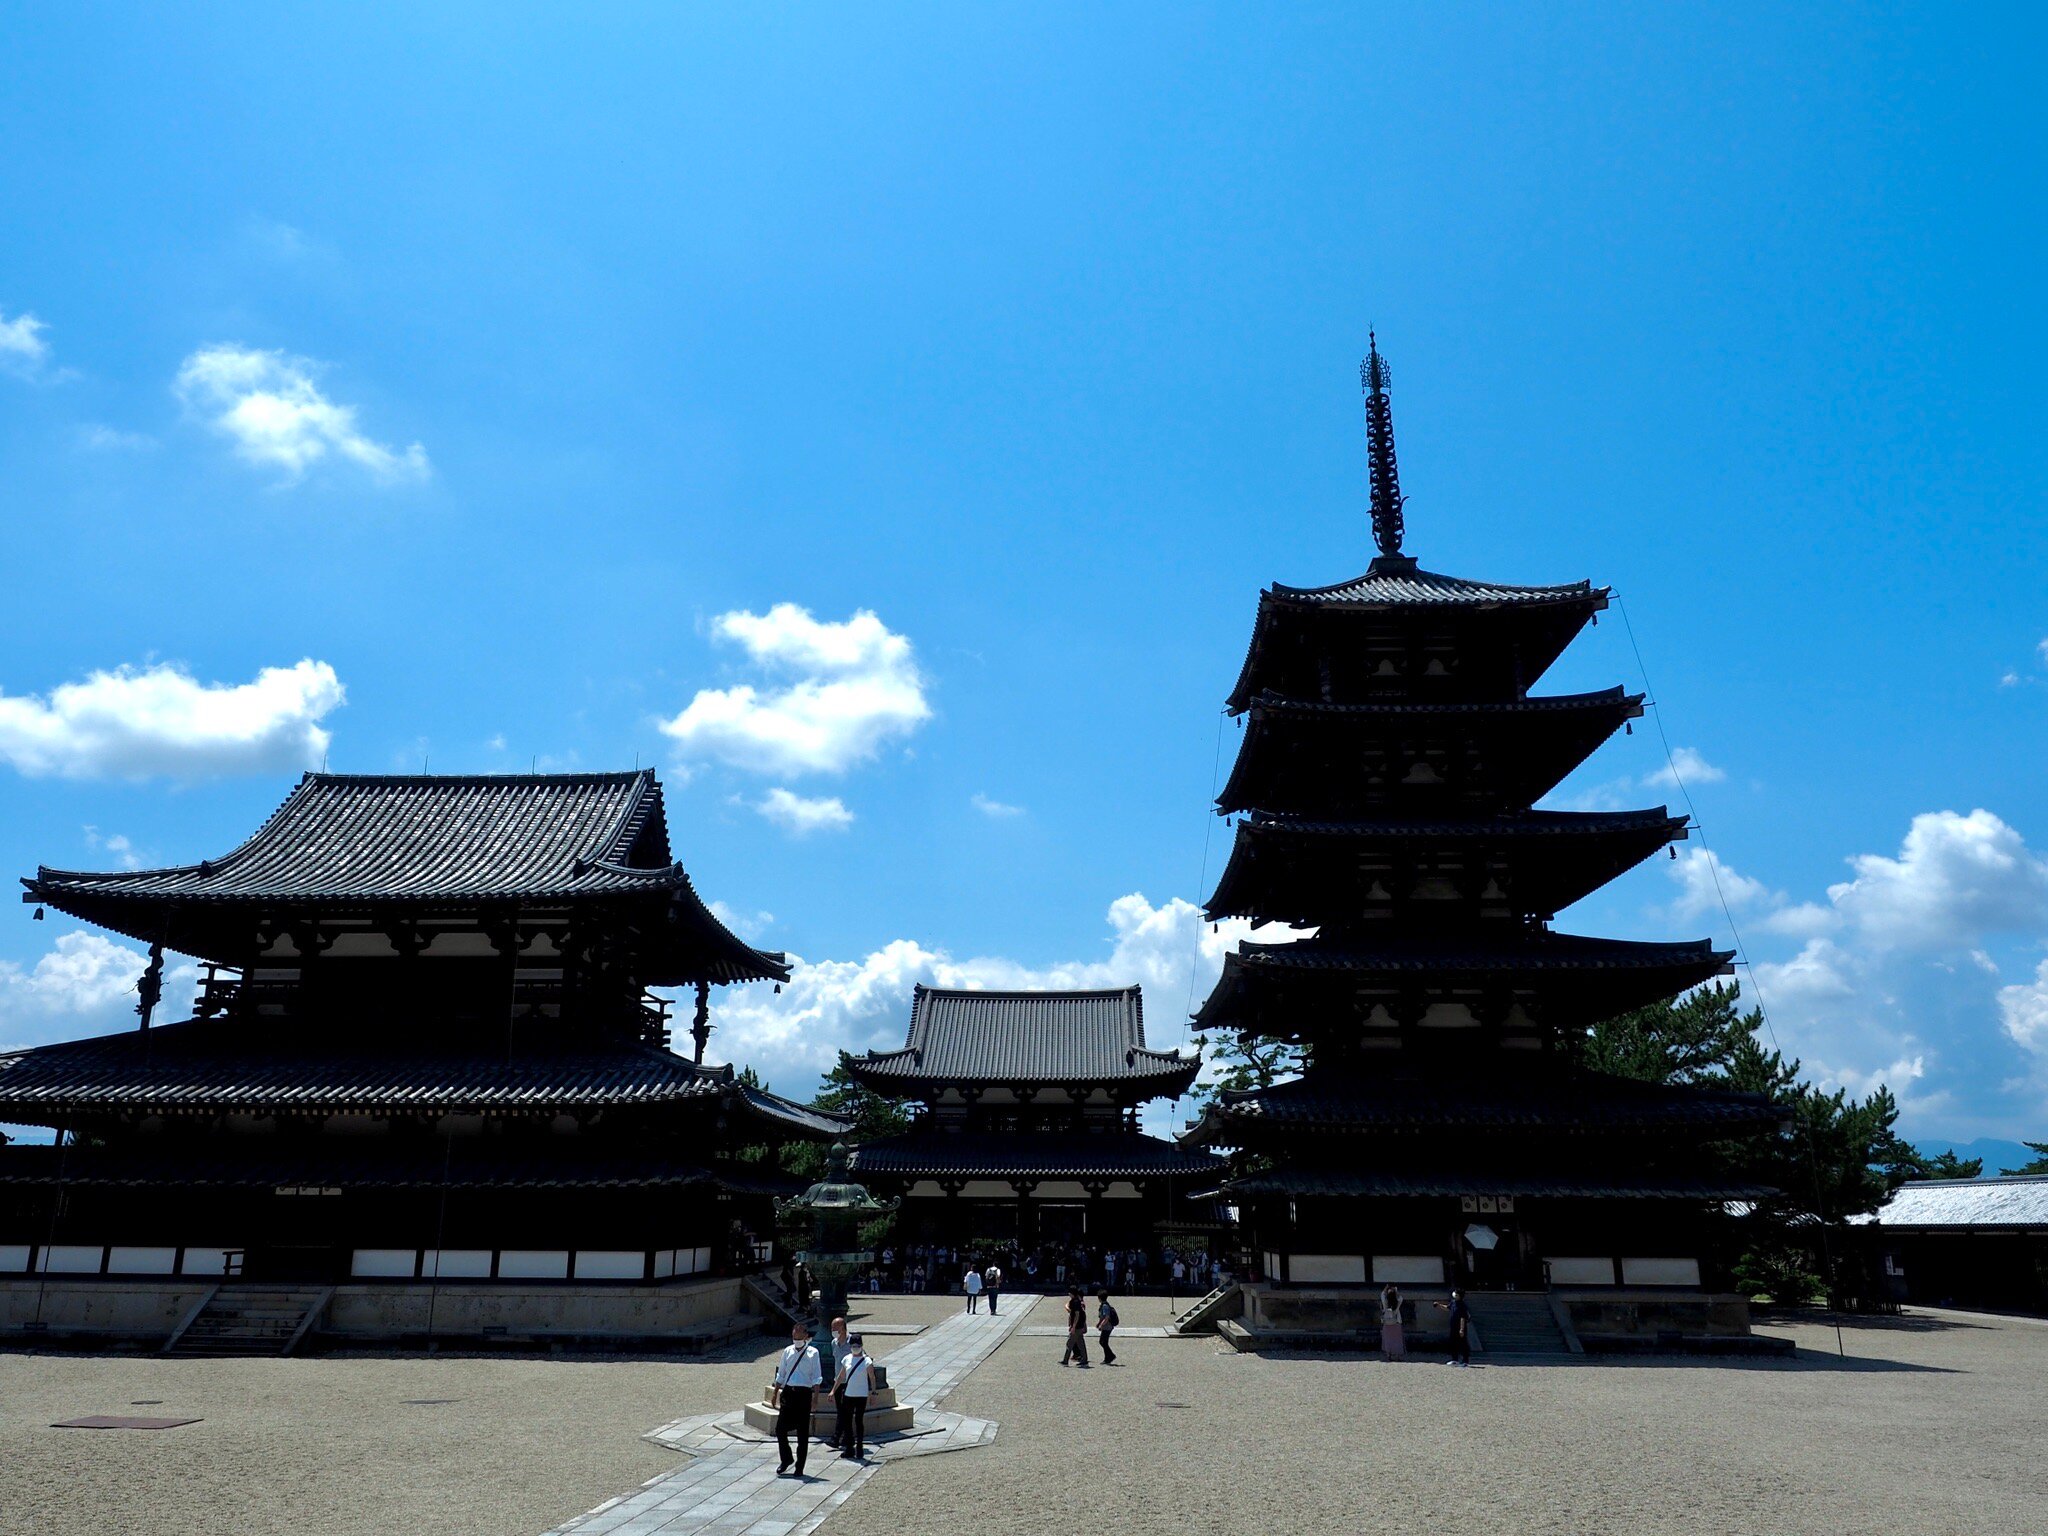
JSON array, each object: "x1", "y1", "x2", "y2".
[
  {"x1": 1097, "y1": 1293, "x2": 1120, "y2": 1365},
  {"x1": 964, "y1": 1262, "x2": 984, "y2": 1314},
  {"x1": 770, "y1": 1322, "x2": 823, "y2": 1476},
  {"x1": 794, "y1": 1260, "x2": 815, "y2": 1314},
  {"x1": 1104, "y1": 1250, "x2": 1118, "y2": 1288},
  {"x1": 821, "y1": 1316, "x2": 850, "y2": 1448},
  {"x1": 983, "y1": 1261, "x2": 1003, "y2": 1316},
  {"x1": 1380, "y1": 1284, "x2": 1406, "y2": 1360},
  {"x1": 1060, "y1": 1286, "x2": 1090, "y2": 1367},
  {"x1": 1437, "y1": 1288, "x2": 1471, "y2": 1366},
  {"x1": 833, "y1": 1332, "x2": 874, "y2": 1460}
]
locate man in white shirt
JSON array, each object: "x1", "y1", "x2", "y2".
[
  {"x1": 963, "y1": 1262, "x2": 984, "y2": 1314},
  {"x1": 770, "y1": 1322, "x2": 823, "y2": 1476}
]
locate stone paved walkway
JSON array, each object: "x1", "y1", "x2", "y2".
[{"x1": 546, "y1": 1297, "x2": 1040, "y2": 1536}]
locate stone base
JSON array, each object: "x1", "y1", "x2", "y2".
[{"x1": 741, "y1": 1388, "x2": 914, "y2": 1438}]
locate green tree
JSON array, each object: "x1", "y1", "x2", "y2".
[
  {"x1": 1189, "y1": 1030, "x2": 1306, "y2": 1105},
  {"x1": 1582, "y1": 983, "x2": 1944, "y2": 1306},
  {"x1": 2001, "y1": 1140, "x2": 2048, "y2": 1176},
  {"x1": 780, "y1": 1059, "x2": 913, "y2": 1181}
]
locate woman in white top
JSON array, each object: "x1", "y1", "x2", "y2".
[
  {"x1": 833, "y1": 1333, "x2": 874, "y2": 1459},
  {"x1": 963, "y1": 1263, "x2": 984, "y2": 1314},
  {"x1": 1380, "y1": 1283, "x2": 1406, "y2": 1360}
]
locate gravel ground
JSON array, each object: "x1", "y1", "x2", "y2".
[
  {"x1": 0, "y1": 1299, "x2": 940, "y2": 1536},
  {"x1": 828, "y1": 1309, "x2": 2048, "y2": 1536},
  {"x1": 6, "y1": 1304, "x2": 2040, "y2": 1536}
]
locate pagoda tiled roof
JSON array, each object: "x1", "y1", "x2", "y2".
[
  {"x1": 1265, "y1": 558, "x2": 1603, "y2": 609},
  {"x1": 1221, "y1": 930, "x2": 1728, "y2": 977},
  {"x1": 1214, "y1": 1166, "x2": 1776, "y2": 1201},
  {"x1": 0, "y1": 1016, "x2": 845, "y2": 1136},
  {"x1": 1205, "y1": 808, "x2": 1687, "y2": 923},
  {"x1": 1240, "y1": 685, "x2": 1640, "y2": 720},
  {"x1": 844, "y1": 985, "x2": 1198, "y2": 1092},
  {"x1": 20, "y1": 771, "x2": 788, "y2": 984},
  {"x1": 0, "y1": 1141, "x2": 809, "y2": 1194},
  {"x1": 848, "y1": 1130, "x2": 1223, "y2": 1181},
  {"x1": 1180, "y1": 1068, "x2": 1784, "y2": 1145}
]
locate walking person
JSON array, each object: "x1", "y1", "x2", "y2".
[
  {"x1": 1060, "y1": 1286, "x2": 1091, "y2": 1367},
  {"x1": 1437, "y1": 1288, "x2": 1471, "y2": 1366},
  {"x1": 1097, "y1": 1293, "x2": 1120, "y2": 1365},
  {"x1": 984, "y1": 1260, "x2": 1003, "y2": 1316},
  {"x1": 770, "y1": 1322, "x2": 823, "y2": 1476},
  {"x1": 1380, "y1": 1284, "x2": 1406, "y2": 1360},
  {"x1": 964, "y1": 1261, "x2": 984, "y2": 1314},
  {"x1": 833, "y1": 1333, "x2": 874, "y2": 1460}
]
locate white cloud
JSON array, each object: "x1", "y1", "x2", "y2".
[
  {"x1": 175, "y1": 344, "x2": 428, "y2": 483},
  {"x1": 0, "y1": 659, "x2": 344, "y2": 779},
  {"x1": 2038, "y1": 638, "x2": 2048, "y2": 667},
  {"x1": 82, "y1": 826, "x2": 143, "y2": 871},
  {"x1": 690, "y1": 893, "x2": 1290, "y2": 1093},
  {"x1": 1645, "y1": 746, "x2": 1726, "y2": 790},
  {"x1": 78, "y1": 423, "x2": 157, "y2": 451},
  {"x1": 0, "y1": 931, "x2": 201, "y2": 1053},
  {"x1": 1, "y1": 309, "x2": 52, "y2": 374},
  {"x1": 755, "y1": 787, "x2": 855, "y2": 836},
  {"x1": 660, "y1": 605, "x2": 930, "y2": 778},
  {"x1": 708, "y1": 902, "x2": 775, "y2": 942},
  {"x1": 1825, "y1": 809, "x2": 2048, "y2": 952},
  {"x1": 972, "y1": 793, "x2": 1025, "y2": 819},
  {"x1": 1664, "y1": 847, "x2": 1773, "y2": 922},
  {"x1": 1997, "y1": 960, "x2": 2048, "y2": 1056},
  {"x1": 1756, "y1": 901, "x2": 1838, "y2": 940}
]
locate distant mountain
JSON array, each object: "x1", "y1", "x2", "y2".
[{"x1": 1914, "y1": 1138, "x2": 2043, "y2": 1178}]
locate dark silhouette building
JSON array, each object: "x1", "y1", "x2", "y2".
[
  {"x1": 1183, "y1": 340, "x2": 1782, "y2": 1313},
  {"x1": 845, "y1": 985, "x2": 1223, "y2": 1251},
  {"x1": 1, "y1": 771, "x2": 841, "y2": 1287}
]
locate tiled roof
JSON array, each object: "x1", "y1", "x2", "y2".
[
  {"x1": 1266, "y1": 557, "x2": 1602, "y2": 609},
  {"x1": 844, "y1": 986, "x2": 1199, "y2": 1090},
  {"x1": 1228, "y1": 807, "x2": 1684, "y2": 840},
  {"x1": 848, "y1": 1130, "x2": 1224, "y2": 1181},
  {"x1": 1205, "y1": 808, "x2": 1687, "y2": 924},
  {"x1": 1180, "y1": 1069, "x2": 1784, "y2": 1144},
  {"x1": 0, "y1": 1017, "x2": 845, "y2": 1137},
  {"x1": 1219, "y1": 1166, "x2": 1775, "y2": 1200},
  {"x1": 21, "y1": 771, "x2": 788, "y2": 984},
  {"x1": 1223, "y1": 930, "x2": 1729, "y2": 976},
  {"x1": 1861, "y1": 1175, "x2": 2048, "y2": 1229},
  {"x1": 0, "y1": 1142, "x2": 807, "y2": 1193},
  {"x1": 1241, "y1": 685, "x2": 1641, "y2": 720},
  {"x1": 29, "y1": 771, "x2": 685, "y2": 902}
]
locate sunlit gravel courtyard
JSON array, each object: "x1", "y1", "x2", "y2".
[{"x1": 4, "y1": 1299, "x2": 2044, "y2": 1536}]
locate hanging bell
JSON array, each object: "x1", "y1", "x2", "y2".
[
  {"x1": 1625, "y1": 722, "x2": 1633, "y2": 735},
  {"x1": 32, "y1": 907, "x2": 44, "y2": 921}
]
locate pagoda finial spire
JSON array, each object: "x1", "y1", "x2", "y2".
[{"x1": 1360, "y1": 331, "x2": 1406, "y2": 560}]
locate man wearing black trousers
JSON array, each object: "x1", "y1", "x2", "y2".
[{"x1": 771, "y1": 1322, "x2": 823, "y2": 1475}]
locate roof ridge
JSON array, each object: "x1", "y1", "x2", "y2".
[{"x1": 303, "y1": 769, "x2": 653, "y2": 786}]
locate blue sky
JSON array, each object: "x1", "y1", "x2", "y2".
[{"x1": 2, "y1": 5, "x2": 2044, "y2": 1149}]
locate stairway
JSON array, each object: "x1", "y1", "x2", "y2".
[
  {"x1": 165, "y1": 1284, "x2": 331, "y2": 1357},
  {"x1": 1465, "y1": 1291, "x2": 1576, "y2": 1356},
  {"x1": 1169, "y1": 1282, "x2": 1243, "y2": 1335}
]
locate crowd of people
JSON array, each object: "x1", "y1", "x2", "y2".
[{"x1": 860, "y1": 1241, "x2": 1227, "y2": 1296}]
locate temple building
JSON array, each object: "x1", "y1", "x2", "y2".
[
  {"x1": 1, "y1": 771, "x2": 842, "y2": 1292},
  {"x1": 1182, "y1": 340, "x2": 1784, "y2": 1334},
  {"x1": 844, "y1": 986, "x2": 1224, "y2": 1250}
]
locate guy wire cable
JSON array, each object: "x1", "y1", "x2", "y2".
[
  {"x1": 1616, "y1": 593, "x2": 1847, "y2": 1359},
  {"x1": 1177, "y1": 708, "x2": 1230, "y2": 1129}
]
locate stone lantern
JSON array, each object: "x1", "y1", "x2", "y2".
[{"x1": 775, "y1": 1141, "x2": 898, "y2": 1323}]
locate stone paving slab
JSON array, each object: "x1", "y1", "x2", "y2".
[
  {"x1": 547, "y1": 1296, "x2": 1039, "y2": 1536},
  {"x1": 1016, "y1": 1326, "x2": 1179, "y2": 1338}
]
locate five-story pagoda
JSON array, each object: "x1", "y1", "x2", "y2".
[{"x1": 1184, "y1": 340, "x2": 1782, "y2": 1321}]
